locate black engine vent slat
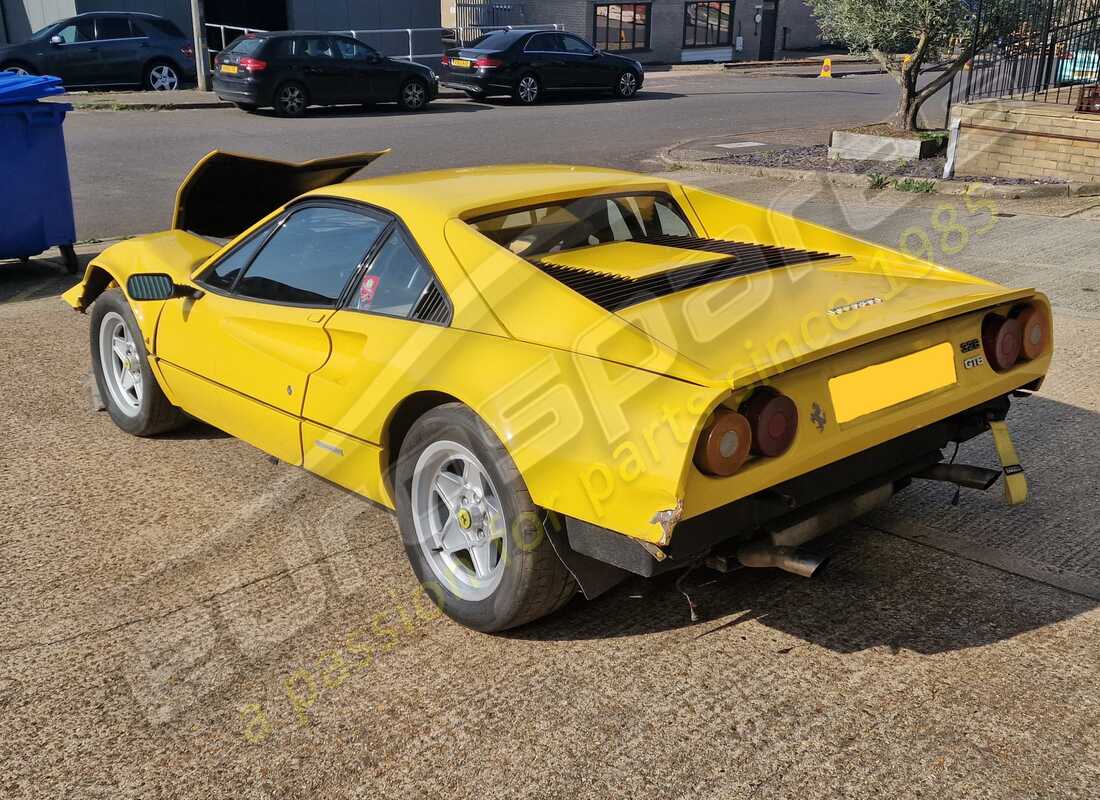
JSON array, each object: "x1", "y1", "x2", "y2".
[
  {"x1": 532, "y1": 235, "x2": 842, "y2": 312},
  {"x1": 411, "y1": 281, "x2": 451, "y2": 324}
]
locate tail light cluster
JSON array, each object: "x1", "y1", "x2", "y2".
[
  {"x1": 440, "y1": 54, "x2": 451, "y2": 66},
  {"x1": 180, "y1": 44, "x2": 194, "y2": 58},
  {"x1": 475, "y1": 56, "x2": 504, "y2": 68},
  {"x1": 238, "y1": 57, "x2": 267, "y2": 73},
  {"x1": 694, "y1": 388, "x2": 799, "y2": 477},
  {"x1": 981, "y1": 302, "x2": 1049, "y2": 372}
]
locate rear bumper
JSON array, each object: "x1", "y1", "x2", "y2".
[
  {"x1": 212, "y1": 76, "x2": 267, "y2": 105},
  {"x1": 440, "y1": 68, "x2": 512, "y2": 95}
]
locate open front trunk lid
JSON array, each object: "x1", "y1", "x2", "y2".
[{"x1": 172, "y1": 150, "x2": 389, "y2": 239}]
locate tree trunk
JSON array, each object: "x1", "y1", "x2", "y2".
[{"x1": 892, "y1": 61, "x2": 921, "y2": 132}]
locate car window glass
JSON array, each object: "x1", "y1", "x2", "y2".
[
  {"x1": 335, "y1": 38, "x2": 375, "y2": 60},
  {"x1": 236, "y1": 207, "x2": 388, "y2": 306},
  {"x1": 55, "y1": 22, "x2": 95, "y2": 43},
  {"x1": 96, "y1": 18, "x2": 134, "y2": 40},
  {"x1": 301, "y1": 37, "x2": 336, "y2": 60},
  {"x1": 349, "y1": 229, "x2": 432, "y2": 318},
  {"x1": 144, "y1": 18, "x2": 184, "y2": 37},
  {"x1": 561, "y1": 35, "x2": 595, "y2": 54},
  {"x1": 470, "y1": 30, "x2": 524, "y2": 49},
  {"x1": 527, "y1": 33, "x2": 561, "y2": 52},
  {"x1": 200, "y1": 224, "x2": 273, "y2": 292},
  {"x1": 227, "y1": 36, "x2": 265, "y2": 55}
]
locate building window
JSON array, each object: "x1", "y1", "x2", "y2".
[
  {"x1": 683, "y1": 2, "x2": 733, "y2": 48},
  {"x1": 594, "y1": 4, "x2": 651, "y2": 52}
]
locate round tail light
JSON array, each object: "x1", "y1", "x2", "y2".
[
  {"x1": 740, "y1": 389, "x2": 798, "y2": 457},
  {"x1": 982, "y1": 313, "x2": 1023, "y2": 372},
  {"x1": 694, "y1": 408, "x2": 752, "y2": 476},
  {"x1": 1012, "y1": 304, "x2": 1049, "y2": 361}
]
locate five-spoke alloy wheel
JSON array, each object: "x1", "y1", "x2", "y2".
[
  {"x1": 274, "y1": 81, "x2": 308, "y2": 117},
  {"x1": 145, "y1": 61, "x2": 180, "y2": 91}
]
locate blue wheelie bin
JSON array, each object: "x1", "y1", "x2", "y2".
[{"x1": 0, "y1": 73, "x2": 79, "y2": 273}]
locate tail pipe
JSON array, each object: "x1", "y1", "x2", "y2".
[{"x1": 735, "y1": 542, "x2": 829, "y2": 578}]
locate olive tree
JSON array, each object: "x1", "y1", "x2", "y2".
[{"x1": 807, "y1": 0, "x2": 1020, "y2": 131}]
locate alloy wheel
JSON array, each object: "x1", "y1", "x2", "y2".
[
  {"x1": 412, "y1": 440, "x2": 508, "y2": 602},
  {"x1": 148, "y1": 64, "x2": 179, "y2": 91},
  {"x1": 98, "y1": 311, "x2": 143, "y2": 417},
  {"x1": 278, "y1": 85, "x2": 305, "y2": 115},
  {"x1": 402, "y1": 81, "x2": 426, "y2": 110},
  {"x1": 517, "y1": 75, "x2": 539, "y2": 103},
  {"x1": 618, "y1": 72, "x2": 638, "y2": 97},
  {"x1": 3, "y1": 66, "x2": 29, "y2": 76}
]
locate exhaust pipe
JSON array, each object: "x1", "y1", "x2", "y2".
[{"x1": 735, "y1": 542, "x2": 828, "y2": 578}]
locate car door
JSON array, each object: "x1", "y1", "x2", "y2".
[
  {"x1": 93, "y1": 16, "x2": 143, "y2": 85},
  {"x1": 559, "y1": 34, "x2": 609, "y2": 88},
  {"x1": 301, "y1": 225, "x2": 450, "y2": 497},
  {"x1": 522, "y1": 32, "x2": 566, "y2": 88},
  {"x1": 155, "y1": 203, "x2": 391, "y2": 464},
  {"x1": 46, "y1": 19, "x2": 100, "y2": 85},
  {"x1": 297, "y1": 36, "x2": 344, "y2": 103},
  {"x1": 332, "y1": 37, "x2": 379, "y2": 101}
]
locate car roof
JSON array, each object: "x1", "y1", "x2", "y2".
[
  {"x1": 303, "y1": 164, "x2": 673, "y2": 221},
  {"x1": 70, "y1": 11, "x2": 168, "y2": 20}
]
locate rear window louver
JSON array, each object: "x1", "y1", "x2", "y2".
[
  {"x1": 411, "y1": 282, "x2": 451, "y2": 324},
  {"x1": 531, "y1": 235, "x2": 843, "y2": 312}
]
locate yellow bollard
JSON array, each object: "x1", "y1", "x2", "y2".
[{"x1": 819, "y1": 57, "x2": 833, "y2": 79}]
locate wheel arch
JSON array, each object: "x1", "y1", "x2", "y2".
[
  {"x1": 1, "y1": 59, "x2": 36, "y2": 73},
  {"x1": 382, "y1": 390, "x2": 464, "y2": 487}
]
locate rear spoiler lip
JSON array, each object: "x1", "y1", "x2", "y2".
[{"x1": 171, "y1": 149, "x2": 390, "y2": 239}]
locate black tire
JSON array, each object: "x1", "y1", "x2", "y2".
[
  {"x1": 143, "y1": 60, "x2": 181, "y2": 91},
  {"x1": 513, "y1": 72, "x2": 541, "y2": 105},
  {"x1": 398, "y1": 77, "x2": 430, "y2": 111},
  {"x1": 273, "y1": 81, "x2": 309, "y2": 117},
  {"x1": 1, "y1": 62, "x2": 37, "y2": 76},
  {"x1": 90, "y1": 290, "x2": 187, "y2": 437},
  {"x1": 464, "y1": 89, "x2": 487, "y2": 101},
  {"x1": 613, "y1": 70, "x2": 640, "y2": 99},
  {"x1": 60, "y1": 244, "x2": 78, "y2": 275},
  {"x1": 234, "y1": 102, "x2": 259, "y2": 112},
  {"x1": 394, "y1": 404, "x2": 576, "y2": 632}
]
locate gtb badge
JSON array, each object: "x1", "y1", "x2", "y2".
[{"x1": 827, "y1": 297, "x2": 883, "y2": 317}]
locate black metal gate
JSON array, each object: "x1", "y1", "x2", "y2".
[
  {"x1": 961, "y1": 0, "x2": 1100, "y2": 106},
  {"x1": 456, "y1": 2, "x2": 528, "y2": 42}
]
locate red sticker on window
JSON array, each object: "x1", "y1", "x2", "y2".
[{"x1": 359, "y1": 274, "x2": 380, "y2": 307}]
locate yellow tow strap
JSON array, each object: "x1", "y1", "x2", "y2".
[{"x1": 989, "y1": 420, "x2": 1028, "y2": 506}]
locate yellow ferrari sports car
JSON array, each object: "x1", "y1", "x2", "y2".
[{"x1": 64, "y1": 151, "x2": 1052, "y2": 631}]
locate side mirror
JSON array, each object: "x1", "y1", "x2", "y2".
[
  {"x1": 126, "y1": 273, "x2": 202, "y2": 301},
  {"x1": 50, "y1": 35, "x2": 64, "y2": 46}
]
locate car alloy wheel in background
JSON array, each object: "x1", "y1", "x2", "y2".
[
  {"x1": 617, "y1": 71, "x2": 638, "y2": 98},
  {"x1": 400, "y1": 79, "x2": 427, "y2": 111},
  {"x1": 2, "y1": 65, "x2": 30, "y2": 75},
  {"x1": 275, "y1": 82, "x2": 307, "y2": 116},
  {"x1": 146, "y1": 63, "x2": 179, "y2": 91},
  {"x1": 516, "y1": 74, "x2": 540, "y2": 104}
]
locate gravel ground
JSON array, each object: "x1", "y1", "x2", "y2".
[
  {"x1": 712, "y1": 145, "x2": 1068, "y2": 186},
  {"x1": 2, "y1": 200, "x2": 1099, "y2": 798}
]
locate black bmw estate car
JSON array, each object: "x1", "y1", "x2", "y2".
[
  {"x1": 440, "y1": 29, "x2": 644, "y2": 104},
  {"x1": 213, "y1": 31, "x2": 439, "y2": 116},
  {"x1": 0, "y1": 11, "x2": 196, "y2": 90}
]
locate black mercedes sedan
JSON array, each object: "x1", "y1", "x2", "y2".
[
  {"x1": 0, "y1": 12, "x2": 196, "y2": 91},
  {"x1": 213, "y1": 31, "x2": 438, "y2": 116},
  {"x1": 439, "y1": 29, "x2": 644, "y2": 104}
]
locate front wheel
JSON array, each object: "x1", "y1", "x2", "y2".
[
  {"x1": 513, "y1": 73, "x2": 540, "y2": 105},
  {"x1": 614, "y1": 70, "x2": 640, "y2": 99},
  {"x1": 394, "y1": 404, "x2": 576, "y2": 632},
  {"x1": 1, "y1": 63, "x2": 35, "y2": 76},
  {"x1": 144, "y1": 61, "x2": 180, "y2": 91},
  {"x1": 398, "y1": 78, "x2": 429, "y2": 111},
  {"x1": 90, "y1": 290, "x2": 187, "y2": 436}
]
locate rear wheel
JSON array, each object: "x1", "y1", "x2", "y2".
[
  {"x1": 144, "y1": 60, "x2": 180, "y2": 91},
  {"x1": 513, "y1": 73, "x2": 540, "y2": 105},
  {"x1": 273, "y1": 81, "x2": 308, "y2": 117},
  {"x1": 394, "y1": 404, "x2": 576, "y2": 632},
  {"x1": 398, "y1": 78, "x2": 429, "y2": 111},
  {"x1": 614, "y1": 70, "x2": 639, "y2": 99},
  {"x1": 90, "y1": 290, "x2": 187, "y2": 436}
]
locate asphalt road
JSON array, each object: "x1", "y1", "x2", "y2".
[
  {"x1": 1, "y1": 163, "x2": 1098, "y2": 798},
  {"x1": 61, "y1": 69, "x2": 931, "y2": 241}
]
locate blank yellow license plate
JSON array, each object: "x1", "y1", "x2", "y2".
[
  {"x1": 829, "y1": 342, "x2": 957, "y2": 424},
  {"x1": 451, "y1": 58, "x2": 471, "y2": 68},
  {"x1": 220, "y1": 64, "x2": 238, "y2": 74}
]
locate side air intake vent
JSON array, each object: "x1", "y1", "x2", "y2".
[
  {"x1": 531, "y1": 235, "x2": 842, "y2": 312},
  {"x1": 411, "y1": 282, "x2": 451, "y2": 324}
]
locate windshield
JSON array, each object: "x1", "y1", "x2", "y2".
[{"x1": 469, "y1": 193, "x2": 693, "y2": 258}]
